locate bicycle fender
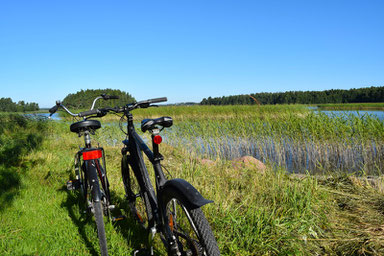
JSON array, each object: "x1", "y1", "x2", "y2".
[{"x1": 160, "y1": 178, "x2": 213, "y2": 210}]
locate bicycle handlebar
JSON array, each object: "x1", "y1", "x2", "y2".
[
  {"x1": 143, "y1": 97, "x2": 167, "y2": 104},
  {"x1": 49, "y1": 104, "x2": 59, "y2": 114},
  {"x1": 78, "y1": 109, "x2": 100, "y2": 117},
  {"x1": 49, "y1": 95, "x2": 167, "y2": 119},
  {"x1": 102, "y1": 94, "x2": 119, "y2": 100}
]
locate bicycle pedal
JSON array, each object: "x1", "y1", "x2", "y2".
[
  {"x1": 112, "y1": 215, "x2": 126, "y2": 222},
  {"x1": 133, "y1": 248, "x2": 153, "y2": 256},
  {"x1": 66, "y1": 180, "x2": 80, "y2": 190}
]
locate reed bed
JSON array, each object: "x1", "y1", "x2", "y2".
[
  {"x1": 85, "y1": 106, "x2": 384, "y2": 174},
  {"x1": 159, "y1": 111, "x2": 384, "y2": 175}
]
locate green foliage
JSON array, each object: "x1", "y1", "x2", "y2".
[
  {"x1": 0, "y1": 98, "x2": 39, "y2": 112},
  {"x1": 62, "y1": 89, "x2": 135, "y2": 109},
  {"x1": 0, "y1": 114, "x2": 47, "y2": 212},
  {"x1": 201, "y1": 86, "x2": 384, "y2": 105}
]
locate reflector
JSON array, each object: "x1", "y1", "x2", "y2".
[
  {"x1": 83, "y1": 149, "x2": 102, "y2": 160},
  {"x1": 153, "y1": 135, "x2": 162, "y2": 144}
]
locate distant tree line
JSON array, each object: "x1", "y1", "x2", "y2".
[
  {"x1": 62, "y1": 89, "x2": 135, "y2": 109},
  {"x1": 200, "y1": 86, "x2": 384, "y2": 105},
  {"x1": 0, "y1": 98, "x2": 39, "y2": 112}
]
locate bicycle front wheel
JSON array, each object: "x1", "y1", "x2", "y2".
[
  {"x1": 162, "y1": 197, "x2": 220, "y2": 256},
  {"x1": 122, "y1": 154, "x2": 152, "y2": 229},
  {"x1": 93, "y1": 200, "x2": 108, "y2": 256}
]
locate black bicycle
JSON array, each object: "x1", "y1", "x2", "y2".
[
  {"x1": 49, "y1": 94, "x2": 117, "y2": 256},
  {"x1": 74, "y1": 96, "x2": 220, "y2": 255}
]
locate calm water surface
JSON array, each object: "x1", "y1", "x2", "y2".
[
  {"x1": 309, "y1": 107, "x2": 384, "y2": 121},
  {"x1": 26, "y1": 113, "x2": 61, "y2": 120}
]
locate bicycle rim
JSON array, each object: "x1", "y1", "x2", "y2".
[{"x1": 165, "y1": 199, "x2": 220, "y2": 256}]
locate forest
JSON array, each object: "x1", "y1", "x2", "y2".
[
  {"x1": 62, "y1": 89, "x2": 135, "y2": 109},
  {"x1": 200, "y1": 86, "x2": 384, "y2": 105},
  {"x1": 0, "y1": 98, "x2": 39, "y2": 112}
]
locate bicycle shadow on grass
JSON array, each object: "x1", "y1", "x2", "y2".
[
  {"x1": 109, "y1": 191, "x2": 163, "y2": 256},
  {"x1": 58, "y1": 171, "x2": 161, "y2": 255},
  {"x1": 60, "y1": 183, "x2": 99, "y2": 256},
  {"x1": 0, "y1": 165, "x2": 21, "y2": 213}
]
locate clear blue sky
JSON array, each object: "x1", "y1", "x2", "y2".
[{"x1": 0, "y1": 0, "x2": 383, "y2": 107}]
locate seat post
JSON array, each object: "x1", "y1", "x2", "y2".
[{"x1": 84, "y1": 131, "x2": 92, "y2": 148}]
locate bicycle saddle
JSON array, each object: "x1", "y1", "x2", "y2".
[
  {"x1": 141, "y1": 116, "x2": 173, "y2": 132},
  {"x1": 70, "y1": 120, "x2": 101, "y2": 133}
]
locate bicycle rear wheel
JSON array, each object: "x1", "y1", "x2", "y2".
[
  {"x1": 162, "y1": 197, "x2": 220, "y2": 256},
  {"x1": 93, "y1": 200, "x2": 108, "y2": 256},
  {"x1": 87, "y1": 160, "x2": 109, "y2": 256}
]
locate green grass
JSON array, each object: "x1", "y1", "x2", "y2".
[
  {"x1": 1, "y1": 113, "x2": 384, "y2": 255},
  {"x1": 317, "y1": 102, "x2": 384, "y2": 110}
]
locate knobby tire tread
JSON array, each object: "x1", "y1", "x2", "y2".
[
  {"x1": 94, "y1": 200, "x2": 108, "y2": 256},
  {"x1": 162, "y1": 194, "x2": 220, "y2": 256},
  {"x1": 188, "y1": 207, "x2": 220, "y2": 256}
]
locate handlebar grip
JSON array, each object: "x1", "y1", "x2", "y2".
[
  {"x1": 78, "y1": 109, "x2": 99, "y2": 117},
  {"x1": 101, "y1": 94, "x2": 119, "y2": 100},
  {"x1": 49, "y1": 105, "x2": 59, "y2": 114},
  {"x1": 149, "y1": 97, "x2": 167, "y2": 104}
]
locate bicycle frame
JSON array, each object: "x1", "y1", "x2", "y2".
[
  {"x1": 121, "y1": 111, "x2": 213, "y2": 251},
  {"x1": 122, "y1": 112, "x2": 166, "y2": 226}
]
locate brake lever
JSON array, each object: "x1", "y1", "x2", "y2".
[{"x1": 97, "y1": 110, "x2": 108, "y2": 117}]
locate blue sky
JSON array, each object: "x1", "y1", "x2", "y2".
[{"x1": 0, "y1": 0, "x2": 383, "y2": 107}]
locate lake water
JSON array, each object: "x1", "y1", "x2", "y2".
[
  {"x1": 320, "y1": 110, "x2": 384, "y2": 121},
  {"x1": 309, "y1": 107, "x2": 384, "y2": 121},
  {"x1": 25, "y1": 113, "x2": 61, "y2": 120}
]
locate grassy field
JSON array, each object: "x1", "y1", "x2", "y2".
[
  {"x1": 58, "y1": 104, "x2": 309, "y2": 122},
  {"x1": 317, "y1": 102, "x2": 384, "y2": 110},
  {"x1": 1, "y1": 109, "x2": 384, "y2": 255}
]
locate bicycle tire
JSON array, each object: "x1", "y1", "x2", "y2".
[
  {"x1": 93, "y1": 200, "x2": 109, "y2": 256},
  {"x1": 162, "y1": 196, "x2": 220, "y2": 256},
  {"x1": 121, "y1": 155, "x2": 152, "y2": 229},
  {"x1": 95, "y1": 159, "x2": 111, "y2": 219},
  {"x1": 88, "y1": 160, "x2": 109, "y2": 256}
]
